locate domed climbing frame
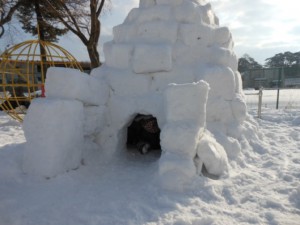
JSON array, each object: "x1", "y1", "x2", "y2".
[{"x1": 0, "y1": 40, "x2": 82, "y2": 122}]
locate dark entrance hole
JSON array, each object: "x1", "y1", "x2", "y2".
[{"x1": 126, "y1": 114, "x2": 161, "y2": 156}]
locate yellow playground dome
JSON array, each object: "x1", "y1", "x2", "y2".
[{"x1": 0, "y1": 40, "x2": 82, "y2": 122}]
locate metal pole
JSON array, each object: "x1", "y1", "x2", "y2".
[
  {"x1": 276, "y1": 67, "x2": 282, "y2": 109},
  {"x1": 258, "y1": 88, "x2": 263, "y2": 118}
]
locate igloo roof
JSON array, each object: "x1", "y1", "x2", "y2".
[{"x1": 103, "y1": 0, "x2": 237, "y2": 75}]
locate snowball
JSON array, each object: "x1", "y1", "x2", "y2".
[
  {"x1": 132, "y1": 44, "x2": 172, "y2": 74},
  {"x1": 104, "y1": 42, "x2": 133, "y2": 69},
  {"x1": 161, "y1": 122, "x2": 203, "y2": 157},
  {"x1": 45, "y1": 67, "x2": 109, "y2": 106},
  {"x1": 196, "y1": 133, "x2": 228, "y2": 176},
  {"x1": 164, "y1": 81, "x2": 209, "y2": 124},
  {"x1": 22, "y1": 98, "x2": 84, "y2": 178},
  {"x1": 137, "y1": 21, "x2": 178, "y2": 44}
]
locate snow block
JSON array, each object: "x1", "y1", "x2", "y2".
[
  {"x1": 199, "y1": 3, "x2": 218, "y2": 25},
  {"x1": 159, "y1": 152, "x2": 196, "y2": 191},
  {"x1": 104, "y1": 42, "x2": 133, "y2": 69},
  {"x1": 157, "y1": 0, "x2": 183, "y2": 6},
  {"x1": 113, "y1": 24, "x2": 137, "y2": 43},
  {"x1": 132, "y1": 44, "x2": 172, "y2": 74},
  {"x1": 45, "y1": 67, "x2": 109, "y2": 106},
  {"x1": 125, "y1": 8, "x2": 140, "y2": 22},
  {"x1": 172, "y1": 42, "x2": 211, "y2": 65},
  {"x1": 139, "y1": 0, "x2": 156, "y2": 8},
  {"x1": 206, "y1": 98, "x2": 234, "y2": 123},
  {"x1": 231, "y1": 95, "x2": 247, "y2": 123},
  {"x1": 150, "y1": 67, "x2": 196, "y2": 92},
  {"x1": 234, "y1": 71, "x2": 243, "y2": 94},
  {"x1": 164, "y1": 81, "x2": 209, "y2": 124},
  {"x1": 22, "y1": 98, "x2": 84, "y2": 178},
  {"x1": 214, "y1": 27, "x2": 232, "y2": 48},
  {"x1": 137, "y1": 21, "x2": 178, "y2": 44},
  {"x1": 174, "y1": 1, "x2": 200, "y2": 23},
  {"x1": 202, "y1": 66, "x2": 235, "y2": 100},
  {"x1": 179, "y1": 23, "x2": 214, "y2": 47},
  {"x1": 106, "y1": 70, "x2": 152, "y2": 96},
  {"x1": 83, "y1": 105, "x2": 106, "y2": 136},
  {"x1": 160, "y1": 122, "x2": 203, "y2": 157},
  {"x1": 210, "y1": 47, "x2": 238, "y2": 70},
  {"x1": 137, "y1": 5, "x2": 171, "y2": 23},
  {"x1": 196, "y1": 133, "x2": 228, "y2": 176}
]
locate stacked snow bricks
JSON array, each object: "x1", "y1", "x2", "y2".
[
  {"x1": 22, "y1": 0, "x2": 247, "y2": 189},
  {"x1": 22, "y1": 68, "x2": 109, "y2": 178}
]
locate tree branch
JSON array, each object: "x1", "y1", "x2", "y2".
[{"x1": 0, "y1": 0, "x2": 22, "y2": 27}]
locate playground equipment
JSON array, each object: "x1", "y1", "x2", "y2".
[{"x1": 0, "y1": 40, "x2": 82, "y2": 122}]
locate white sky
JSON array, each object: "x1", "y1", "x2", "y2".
[{"x1": 1, "y1": 0, "x2": 300, "y2": 65}]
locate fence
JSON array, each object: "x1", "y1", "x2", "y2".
[
  {"x1": 244, "y1": 89, "x2": 263, "y2": 118},
  {"x1": 244, "y1": 88, "x2": 300, "y2": 117}
]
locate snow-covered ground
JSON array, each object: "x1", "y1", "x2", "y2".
[{"x1": 0, "y1": 98, "x2": 300, "y2": 225}]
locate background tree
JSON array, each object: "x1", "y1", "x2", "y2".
[
  {"x1": 238, "y1": 54, "x2": 262, "y2": 73},
  {"x1": 0, "y1": 0, "x2": 22, "y2": 38},
  {"x1": 16, "y1": 0, "x2": 68, "y2": 42},
  {"x1": 44, "y1": 0, "x2": 110, "y2": 68},
  {"x1": 265, "y1": 51, "x2": 300, "y2": 68}
]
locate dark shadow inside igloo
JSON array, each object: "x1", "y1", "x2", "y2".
[{"x1": 126, "y1": 114, "x2": 162, "y2": 159}]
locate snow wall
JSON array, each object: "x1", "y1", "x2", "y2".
[{"x1": 22, "y1": 0, "x2": 259, "y2": 189}]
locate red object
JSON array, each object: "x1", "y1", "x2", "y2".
[{"x1": 41, "y1": 84, "x2": 46, "y2": 97}]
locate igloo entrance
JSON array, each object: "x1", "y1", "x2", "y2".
[{"x1": 126, "y1": 114, "x2": 161, "y2": 156}]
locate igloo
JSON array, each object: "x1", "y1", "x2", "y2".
[{"x1": 22, "y1": 0, "x2": 250, "y2": 188}]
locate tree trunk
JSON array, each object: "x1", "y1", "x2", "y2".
[
  {"x1": 87, "y1": 43, "x2": 101, "y2": 69},
  {"x1": 34, "y1": 0, "x2": 48, "y2": 80},
  {"x1": 0, "y1": 26, "x2": 4, "y2": 38},
  {"x1": 86, "y1": 0, "x2": 101, "y2": 69}
]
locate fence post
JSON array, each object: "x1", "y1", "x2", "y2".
[
  {"x1": 258, "y1": 88, "x2": 263, "y2": 118},
  {"x1": 276, "y1": 67, "x2": 282, "y2": 109}
]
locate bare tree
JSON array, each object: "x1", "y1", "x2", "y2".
[
  {"x1": 0, "y1": 0, "x2": 22, "y2": 38},
  {"x1": 45, "y1": 0, "x2": 110, "y2": 68}
]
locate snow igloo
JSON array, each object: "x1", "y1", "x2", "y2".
[{"x1": 22, "y1": 0, "x2": 250, "y2": 188}]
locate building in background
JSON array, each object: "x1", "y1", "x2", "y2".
[{"x1": 242, "y1": 66, "x2": 300, "y2": 89}]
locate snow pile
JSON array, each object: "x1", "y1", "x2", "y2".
[
  {"x1": 22, "y1": 0, "x2": 252, "y2": 189},
  {"x1": 1, "y1": 108, "x2": 300, "y2": 224}
]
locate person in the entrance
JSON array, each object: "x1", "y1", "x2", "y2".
[{"x1": 127, "y1": 114, "x2": 161, "y2": 154}]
